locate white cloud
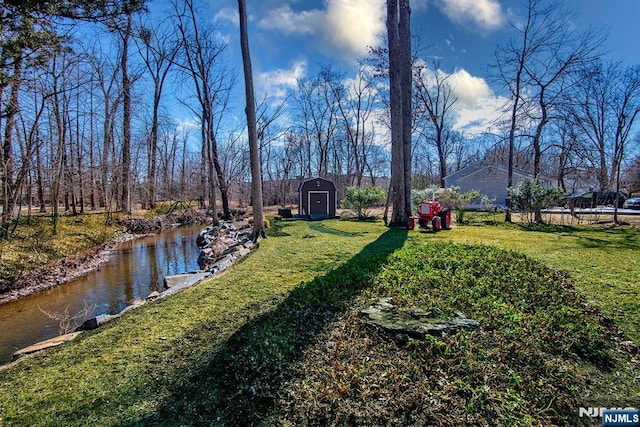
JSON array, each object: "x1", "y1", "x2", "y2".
[
  {"x1": 258, "y1": 5, "x2": 323, "y2": 36},
  {"x1": 434, "y1": 0, "x2": 505, "y2": 33},
  {"x1": 454, "y1": 96, "x2": 508, "y2": 136},
  {"x1": 324, "y1": 0, "x2": 386, "y2": 58},
  {"x1": 257, "y1": 59, "x2": 307, "y2": 98},
  {"x1": 258, "y1": 0, "x2": 386, "y2": 60},
  {"x1": 448, "y1": 68, "x2": 493, "y2": 106},
  {"x1": 174, "y1": 117, "x2": 199, "y2": 134},
  {"x1": 415, "y1": 61, "x2": 506, "y2": 136},
  {"x1": 447, "y1": 69, "x2": 506, "y2": 135},
  {"x1": 213, "y1": 7, "x2": 239, "y2": 26}
]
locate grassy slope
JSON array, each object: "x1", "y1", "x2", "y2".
[
  {"x1": 0, "y1": 220, "x2": 395, "y2": 425},
  {"x1": 274, "y1": 243, "x2": 626, "y2": 425},
  {"x1": 0, "y1": 214, "x2": 122, "y2": 281},
  {"x1": 428, "y1": 219, "x2": 640, "y2": 343},
  {"x1": 0, "y1": 219, "x2": 637, "y2": 426}
]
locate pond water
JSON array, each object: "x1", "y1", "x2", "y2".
[{"x1": 0, "y1": 224, "x2": 204, "y2": 365}]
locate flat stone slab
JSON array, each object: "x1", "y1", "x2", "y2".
[
  {"x1": 360, "y1": 298, "x2": 479, "y2": 336},
  {"x1": 164, "y1": 272, "x2": 211, "y2": 289},
  {"x1": 161, "y1": 272, "x2": 211, "y2": 296},
  {"x1": 76, "y1": 313, "x2": 112, "y2": 331},
  {"x1": 13, "y1": 332, "x2": 82, "y2": 358}
]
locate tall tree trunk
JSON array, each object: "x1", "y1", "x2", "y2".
[
  {"x1": 148, "y1": 95, "x2": 159, "y2": 209},
  {"x1": 52, "y1": 93, "x2": 66, "y2": 236},
  {"x1": 387, "y1": 0, "x2": 408, "y2": 227},
  {"x1": 65, "y1": 104, "x2": 77, "y2": 215},
  {"x1": 399, "y1": 0, "x2": 412, "y2": 219},
  {"x1": 199, "y1": 131, "x2": 207, "y2": 210},
  {"x1": 101, "y1": 100, "x2": 112, "y2": 210},
  {"x1": 1, "y1": 59, "x2": 21, "y2": 228},
  {"x1": 205, "y1": 118, "x2": 219, "y2": 224},
  {"x1": 207, "y1": 124, "x2": 231, "y2": 220},
  {"x1": 88, "y1": 88, "x2": 97, "y2": 211},
  {"x1": 76, "y1": 134, "x2": 85, "y2": 214},
  {"x1": 238, "y1": 0, "x2": 265, "y2": 241},
  {"x1": 35, "y1": 137, "x2": 46, "y2": 212},
  {"x1": 532, "y1": 91, "x2": 548, "y2": 223},
  {"x1": 121, "y1": 13, "x2": 132, "y2": 214},
  {"x1": 384, "y1": 0, "x2": 413, "y2": 226}
]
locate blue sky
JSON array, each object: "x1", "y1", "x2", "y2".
[{"x1": 199, "y1": 0, "x2": 639, "y2": 136}]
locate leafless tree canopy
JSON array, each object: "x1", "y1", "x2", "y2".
[{"x1": 1, "y1": 0, "x2": 639, "y2": 234}]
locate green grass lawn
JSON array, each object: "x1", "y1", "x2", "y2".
[
  {"x1": 0, "y1": 218, "x2": 637, "y2": 426},
  {"x1": 427, "y1": 219, "x2": 640, "y2": 344}
]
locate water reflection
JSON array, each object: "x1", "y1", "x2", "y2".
[{"x1": 0, "y1": 224, "x2": 203, "y2": 365}]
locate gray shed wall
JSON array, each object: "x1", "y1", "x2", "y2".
[{"x1": 298, "y1": 178, "x2": 338, "y2": 216}]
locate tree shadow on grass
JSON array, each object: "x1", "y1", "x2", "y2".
[
  {"x1": 307, "y1": 221, "x2": 369, "y2": 237},
  {"x1": 140, "y1": 227, "x2": 407, "y2": 426}
]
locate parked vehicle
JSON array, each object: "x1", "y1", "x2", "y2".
[
  {"x1": 622, "y1": 197, "x2": 640, "y2": 210},
  {"x1": 568, "y1": 191, "x2": 627, "y2": 209},
  {"x1": 415, "y1": 200, "x2": 451, "y2": 231}
]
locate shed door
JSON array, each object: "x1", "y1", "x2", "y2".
[{"x1": 309, "y1": 192, "x2": 328, "y2": 215}]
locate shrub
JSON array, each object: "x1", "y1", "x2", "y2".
[
  {"x1": 509, "y1": 180, "x2": 566, "y2": 225},
  {"x1": 411, "y1": 187, "x2": 443, "y2": 211},
  {"x1": 340, "y1": 186, "x2": 386, "y2": 220},
  {"x1": 436, "y1": 186, "x2": 480, "y2": 224}
]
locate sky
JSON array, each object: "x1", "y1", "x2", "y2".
[{"x1": 194, "y1": 0, "x2": 640, "y2": 136}]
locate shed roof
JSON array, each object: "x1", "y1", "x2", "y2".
[{"x1": 297, "y1": 177, "x2": 337, "y2": 192}]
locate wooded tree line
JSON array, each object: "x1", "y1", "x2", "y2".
[{"x1": 1, "y1": 0, "x2": 639, "y2": 232}]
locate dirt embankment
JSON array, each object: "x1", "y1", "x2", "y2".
[{"x1": 0, "y1": 209, "x2": 211, "y2": 306}]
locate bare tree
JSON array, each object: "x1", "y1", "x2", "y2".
[
  {"x1": 119, "y1": 10, "x2": 133, "y2": 214},
  {"x1": 523, "y1": 25, "x2": 601, "y2": 180},
  {"x1": 547, "y1": 116, "x2": 583, "y2": 192},
  {"x1": 135, "y1": 17, "x2": 181, "y2": 209},
  {"x1": 413, "y1": 60, "x2": 458, "y2": 188},
  {"x1": 238, "y1": 0, "x2": 265, "y2": 241},
  {"x1": 172, "y1": 0, "x2": 234, "y2": 222},
  {"x1": 329, "y1": 64, "x2": 378, "y2": 187},
  {"x1": 293, "y1": 68, "x2": 340, "y2": 178},
  {"x1": 0, "y1": 0, "x2": 148, "y2": 228},
  {"x1": 262, "y1": 131, "x2": 301, "y2": 206},
  {"x1": 219, "y1": 129, "x2": 249, "y2": 206},
  {"x1": 91, "y1": 2, "x2": 148, "y2": 214},
  {"x1": 495, "y1": 0, "x2": 603, "y2": 222},
  {"x1": 257, "y1": 97, "x2": 289, "y2": 205},
  {"x1": 47, "y1": 50, "x2": 81, "y2": 234},
  {"x1": 570, "y1": 61, "x2": 640, "y2": 222},
  {"x1": 494, "y1": 0, "x2": 539, "y2": 222},
  {"x1": 86, "y1": 43, "x2": 123, "y2": 213}
]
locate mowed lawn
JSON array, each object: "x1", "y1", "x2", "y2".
[
  {"x1": 0, "y1": 217, "x2": 637, "y2": 426},
  {"x1": 428, "y1": 218, "x2": 640, "y2": 344}
]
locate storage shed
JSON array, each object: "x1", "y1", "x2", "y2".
[{"x1": 297, "y1": 177, "x2": 338, "y2": 218}]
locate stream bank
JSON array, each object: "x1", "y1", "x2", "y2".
[{"x1": 0, "y1": 208, "x2": 211, "y2": 306}]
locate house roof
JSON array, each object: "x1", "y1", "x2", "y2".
[{"x1": 444, "y1": 161, "x2": 534, "y2": 183}]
